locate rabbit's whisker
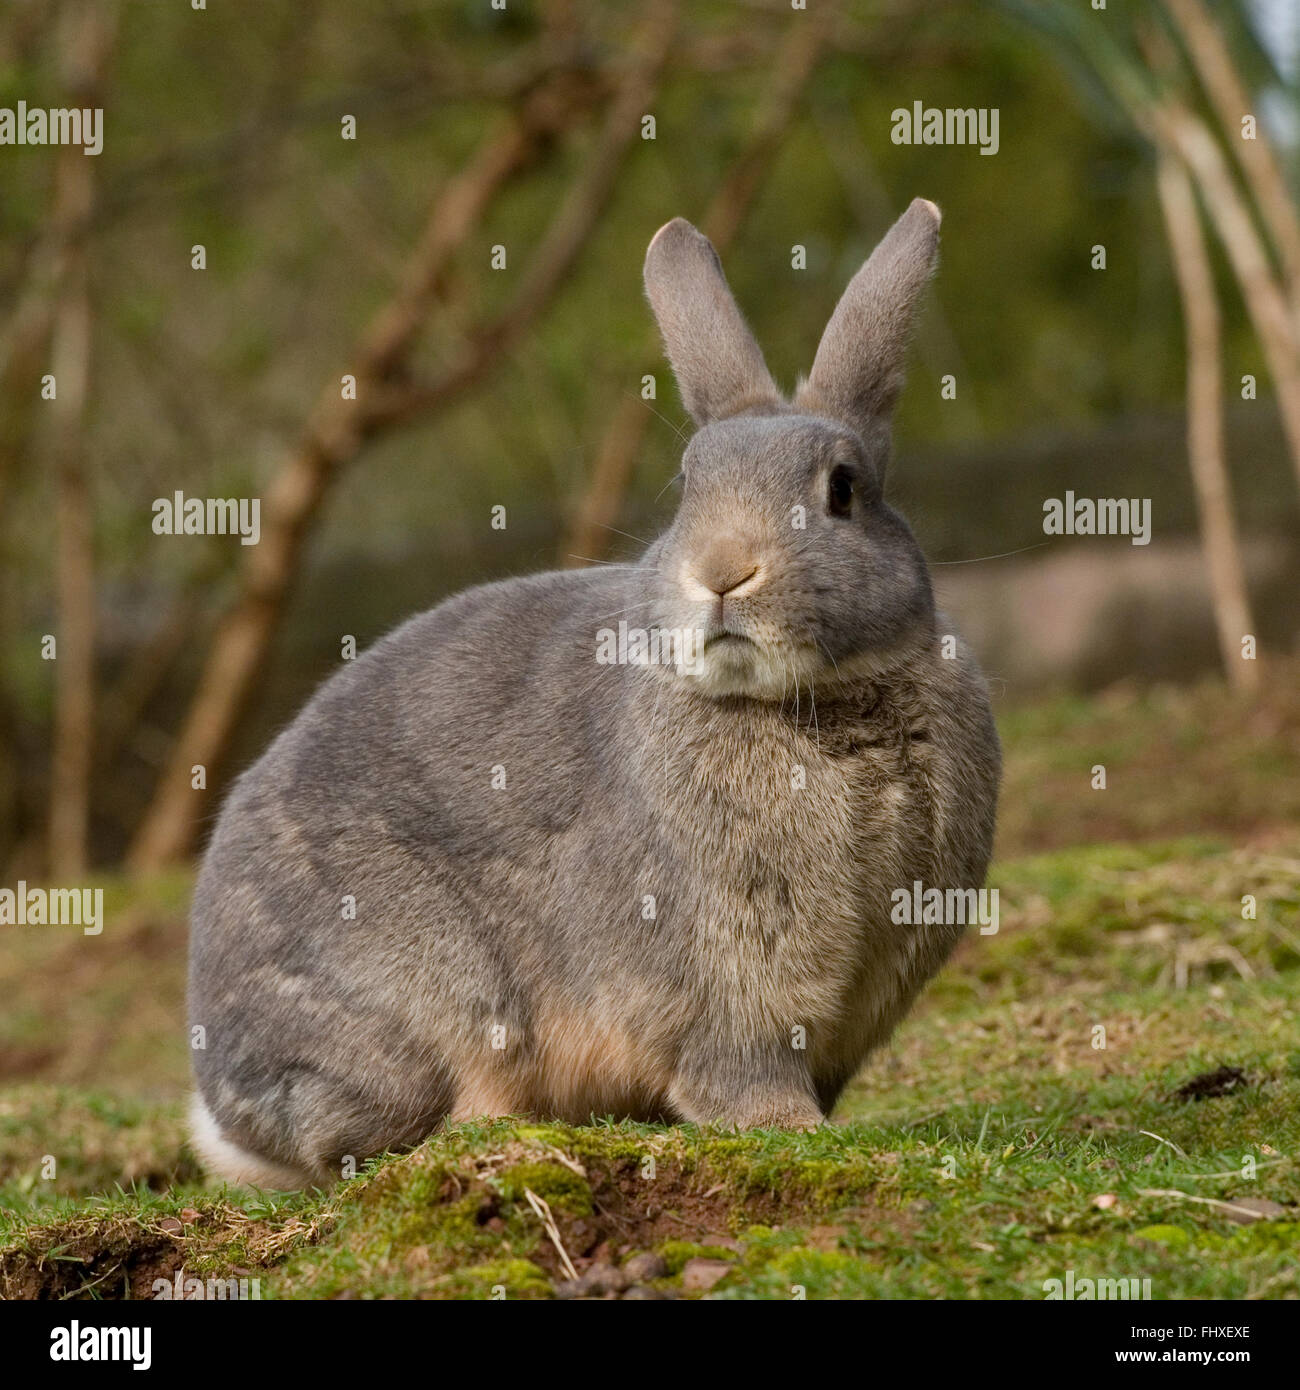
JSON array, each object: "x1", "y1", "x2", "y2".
[
  {"x1": 640, "y1": 400, "x2": 690, "y2": 444},
  {"x1": 590, "y1": 522, "x2": 652, "y2": 547},
  {"x1": 932, "y1": 541, "x2": 1052, "y2": 565},
  {"x1": 590, "y1": 599, "x2": 660, "y2": 622},
  {"x1": 813, "y1": 633, "x2": 843, "y2": 683}
]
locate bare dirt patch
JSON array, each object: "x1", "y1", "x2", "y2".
[
  {"x1": 0, "y1": 1205, "x2": 324, "y2": 1301},
  {"x1": 1173, "y1": 1065, "x2": 1250, "y2": 1102}
]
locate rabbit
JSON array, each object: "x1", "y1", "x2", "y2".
[{"x1": 188, "y1": 197, "x2": 1001, "y2": 1189}]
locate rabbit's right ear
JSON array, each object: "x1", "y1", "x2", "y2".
[
  {"x1": 796, "y1": 198, "x2": 940, "y2": 440},
  {"x1": 643, "y1": 218, "x2": 781, "y2": 428}
]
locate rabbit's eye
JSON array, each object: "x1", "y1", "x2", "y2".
[{"x1": 827, "y1": 465, "x2": 854, "y2": 518}]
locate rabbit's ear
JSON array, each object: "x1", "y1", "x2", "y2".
[
  {"x1": 796, "y1": 198, "x2": 940, "y2": 437},
  {"x1": 644, "y1": 218, "x2": 781, "y2": 427}
]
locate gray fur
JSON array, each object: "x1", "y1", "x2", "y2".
[{"x1": 189, "y1": 201, "x2": 1000, "y2": 1186}]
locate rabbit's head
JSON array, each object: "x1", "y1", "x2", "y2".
[{"x1": 640, "y1": 199, "x2": 941, "y2": 700}]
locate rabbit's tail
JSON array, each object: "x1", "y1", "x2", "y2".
[{"x1": 189, "y1": 1092, "x2": 312, "y2": 1191}]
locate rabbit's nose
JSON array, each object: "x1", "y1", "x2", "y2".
[
  {"x1": 683, "y1": 542, "x2": 763, "y2": 600},
  {"x1": 706, "y1": 564, "x2": 758, "y2": 597}
]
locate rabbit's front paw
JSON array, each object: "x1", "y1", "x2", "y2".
[
  {"x1": 727, "y1": 1099, "x2": 824, "y2": 1133},
  {"x1": 687, "y1": 1095, "x2": 825, "y2": 1133},
  {"x1": 669, "y1": 1057, "x2": 824, "y2": 1133}
]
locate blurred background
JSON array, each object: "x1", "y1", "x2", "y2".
[{"x1": 1, "y1": 0, "x2": 1298, "y2": 881}]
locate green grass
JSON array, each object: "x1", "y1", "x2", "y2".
[{"x1": 1, "y1": 677, "x2": 1298, "y2": 1298}]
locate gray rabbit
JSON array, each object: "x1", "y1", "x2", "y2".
[{"x1": 189, "y1": 198, "x2": 1000, "y2": 1188}]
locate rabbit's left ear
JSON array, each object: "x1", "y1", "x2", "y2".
[
  {"x1": 796, "y1": 198, "x2": 940, "y2": 438},
  {"x1": 644, "y1": 218, "x2": 782, "y2": 427}
]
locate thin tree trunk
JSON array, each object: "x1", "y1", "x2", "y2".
[
  {"x1": 1163, "y1": 0, "x2": 1300, "y2": 329},
  {"x1": 0, "y1": 293, "x2": 57, "y2": 507},
  {"x1": 48, "y1": 255, "x2": 95, "y2": 878},
  {"x1": 562, "y1": 4, "x2": 831, "y2": 566},
  {"x1": 127, "y1": 3, "x2": 678, "y2": 871},
  {"x1": 47, "y1": 2, "x2": 118, "y2": 876},
  {"x1": 1155, "y1": 154, "x2": 1258, "y2": 692},
  {"x1": 1152, "y1": 99, "x2": 1300, "y2": 494}
]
